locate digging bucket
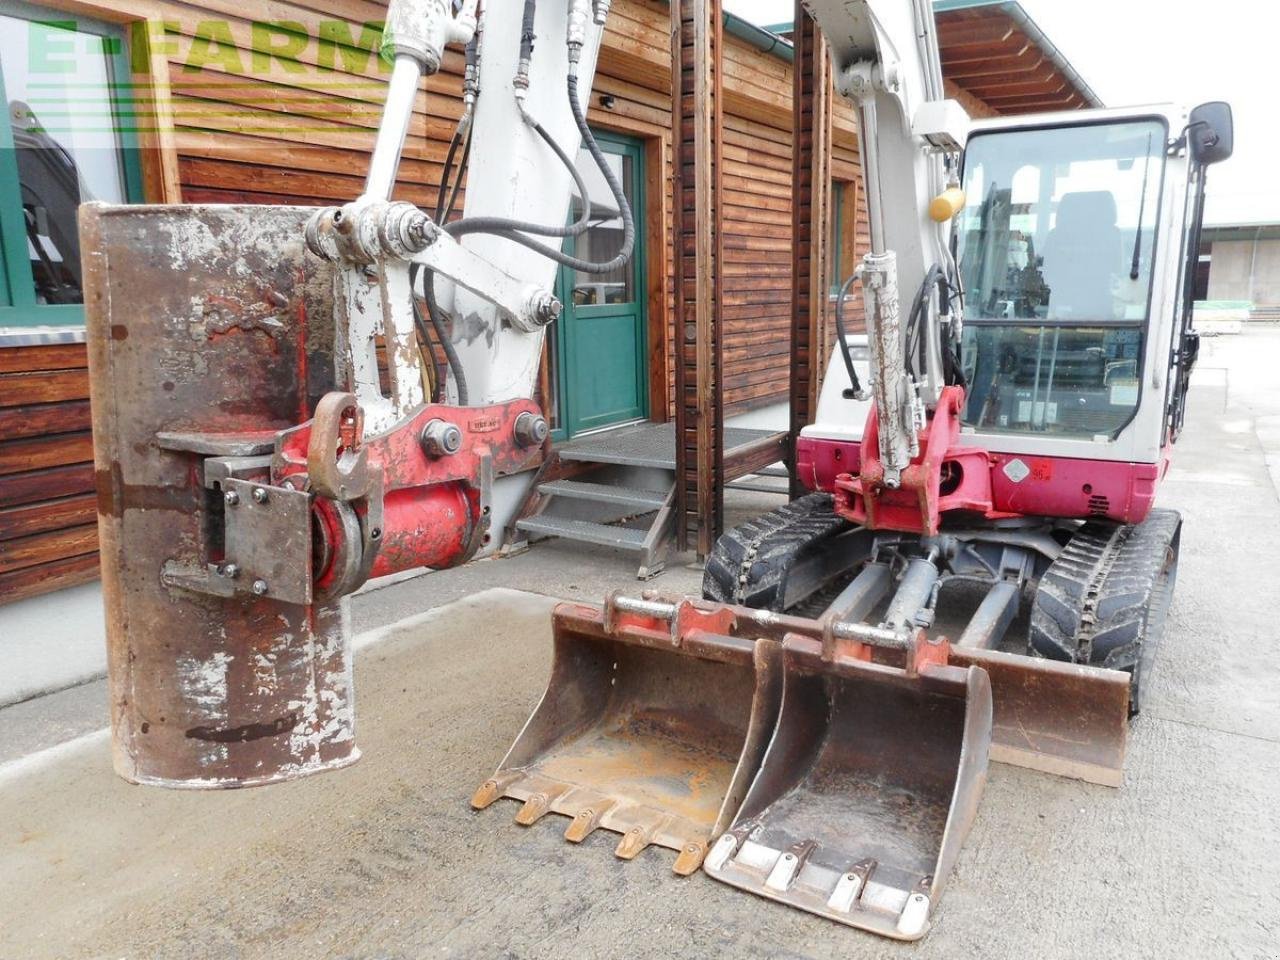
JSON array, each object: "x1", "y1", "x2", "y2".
[
  {"x1": 472, "y1": 594, "x2": 784, "y2": 874},
  {"x1": 704, "y1": 629, "x2": 992, "y2": 940}
]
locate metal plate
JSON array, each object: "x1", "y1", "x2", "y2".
[
  {"x1": 703, "y1": 635, "x2": 992, "y2": 941},
  {"x1": 222, "y1": 478, "x2": 313, "y2": 606}
]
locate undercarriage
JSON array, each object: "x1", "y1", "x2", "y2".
[{"x1": 704, "y1": 494, "x2": 1181, "y2": 713}]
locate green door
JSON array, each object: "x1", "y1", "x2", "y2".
[{"x1": 548, "y1": 132, "x2": 647, "y2": 440}]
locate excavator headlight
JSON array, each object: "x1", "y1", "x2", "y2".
[{"x1": 912, "y1": 99, "x2": 971, "y2": 153}]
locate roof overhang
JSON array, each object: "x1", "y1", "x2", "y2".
[
  {"x1": 1201, "y1": 224, "x2": 1280, "y2": 242},
  {"x1": 933, "y1": 0, "x2": 1103, "y2": 114}
]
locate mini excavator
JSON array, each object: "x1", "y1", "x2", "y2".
[{"x1": 82, "y1": 0, "x2": 1231, "y2": 941}]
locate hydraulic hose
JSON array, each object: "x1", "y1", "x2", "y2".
[
  {"x1": 441, "y1": 132, "x2": 470, "y2": 223},
  {"x1": 519, "y1": 0, "x2": 536, "y2": 64},
  {"x1": 905, "y1": 263, "x2": 944, "y2": 378},
  {"x1": 445, "y1": 71, "x2": 634, "y2": 275},
  {"x1": 411, "y1": 263, "x2": 469, "y2": 406},
  {"x1": 444, "y1": 118, "x2": 593, "y2": 238},
  {"x1": 834, "y1": 271, "x2": 863, "y2": 398},
  {"x1": 410, "y1": 294, "x2": 440, "y2": 401},
  {"x1": 436, "y1": 128, "x2": 466, "y2": 222}
]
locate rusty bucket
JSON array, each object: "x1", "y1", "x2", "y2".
[
  {"x1": 704, "y1": 631, "x2": 991, "y2": 940},
  {"x1": 82, "y1": 203, "x2": 357, "y2": 788},
  {"x1": 472, "y1": 595, "x2": 783, "y2": 874}
]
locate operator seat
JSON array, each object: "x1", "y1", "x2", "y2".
[{"x1": 1042, "y1": 191, "x2": 1123, "y2": 320}]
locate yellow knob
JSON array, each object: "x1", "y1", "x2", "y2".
[{"x1": 929, "y1": 187, "x2": 967, "y2": 223}]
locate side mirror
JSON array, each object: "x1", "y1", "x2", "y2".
[{"x1": 1189, "y1": 101, "x2": 1234, "y2": 166}]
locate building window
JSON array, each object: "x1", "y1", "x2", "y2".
[
  {"x1": 830, "y1": 178, "x2": 857, "y2": 293},
  {"x1": 0, "y1": 5, "x2": 143, "y2": 329}
]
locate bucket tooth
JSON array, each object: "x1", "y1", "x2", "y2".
[
  {"x1": 765, "y1": 840, "x2": 815, "y2": 892},
  {"x1": 473, "y1": 601, "x2": 784, "y2": 872},
  {"x1": 896, "y1": 891, "x2": 932, "y2": 939},
  {"x1": 826, "y1": 861, "x2": 874, "y2": 914},
  {"x1": 564, "y1": 801, "x2": 616, "y2": 843},
  {"x1": 704, "y1": 831, "x2": 741, "y2": 872},
  {"x1": 614, "y1": 820, "x2": 661, "y2": 861},
  {"x1": 514, "y1": 786, "x2": 567, "y2": 826},
  {"x1": 672, "y1": 839, "x2": 709, "y2": 876},
  {"x1": 471, "y1": 772, "x2": 521, "y2": 810}
]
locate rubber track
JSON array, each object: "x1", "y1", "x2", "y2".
[
  {"x1": 702, "y1": 493, "x2": 852, "y2": 611},
  {"x1": 1030, "y1": 508, "x2": 1181, "y2": 705}
]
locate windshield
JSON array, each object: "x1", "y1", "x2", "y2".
[{"x1": 957, "y1": 119, "x2": 1167, "y2": 323}]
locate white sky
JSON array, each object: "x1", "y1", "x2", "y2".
[{"x1": 724, "y1": 0, "x2": 1271, "y2": 226}]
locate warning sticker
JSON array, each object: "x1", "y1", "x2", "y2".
[{"x1": 1003, "y1": 458, "x2": 1031, "y2": 483}]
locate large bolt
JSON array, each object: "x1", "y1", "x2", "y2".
[
  {"x1": 223, "y1": 489, "x2": 240, "y2": 506},
  {"x1": 407, "y1": 211, "x2": 439, "y2": 249},
  {"x1": 519, "y1": 288, "x2": 562, "y2": 330},
  {"x1": 221, "y1": 563, "x2": 240, "y2": 580},
  {"x1": 514, "y1": 412, "x2": 549, "y2": 448},
  {"x1": 252, "y1": 487, "x2": 269, "y2": 504},
  {"x1": 251, "y1": 580, "x2": 269, "y2": 597},
  {"x1": 421, "y1": 418, "x2": 463, "y2": 458},
  {"x1": 536, "y1": 292, "x2": 563, "y2": 326}
]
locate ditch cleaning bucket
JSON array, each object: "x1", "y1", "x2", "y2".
[{"x1": 703, "y1": 629, "x2": 991, "y2": 940}]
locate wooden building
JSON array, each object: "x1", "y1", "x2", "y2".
[{"x1": 0, "y1": 0, "x2": 1098, "y2": 603}]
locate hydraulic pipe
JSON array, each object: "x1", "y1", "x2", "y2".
[
  {"x1": 858, "y1": 97, "x2": 887, "y2": 255},
  {"x1": 365, "y1": 56, "x2": 425, "y2": 201},
  {"x1": 882, "y1": 557, "x2": 940, "y2": 634}
]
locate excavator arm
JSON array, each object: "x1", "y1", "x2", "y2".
[{"x1": 804, "y1": 0, "x2": 968, "y2": 486}]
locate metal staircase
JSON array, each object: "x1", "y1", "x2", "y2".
[
  {"x1": 517, "y1": 466, "x2": 676, "y2": 578},
  {"x1": 512, "y1": 421, "x2": 789, "y2": 579}
]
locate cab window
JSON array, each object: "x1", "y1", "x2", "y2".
[{"x1": 955, "y1": 119, "x2": 1166, "y2": 439}]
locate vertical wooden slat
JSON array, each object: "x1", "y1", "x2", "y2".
[
  {"x1": 645, "y1": 133, "x2": 672, "y2": 424},
  {"x1": 671, "y1": 0, "x2": 724, "y2": 555},
  {"x1": 137, "y1": 18, "x2": 183, "y2": 204},
  {"x1": 789, "y1": 6, "x2": 833, "y2": 497}
]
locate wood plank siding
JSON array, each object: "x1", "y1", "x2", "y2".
[
  {"x1": 0, "y1": 1, "x2": 1044, "y2": 603},
  {"x1": 0, "y1": 343, "x2": 99, "y2": 604}
]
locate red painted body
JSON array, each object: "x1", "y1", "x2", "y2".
[
  {"x1": 275, "y1": 398, "x2": 543, "y2": 583},
  {"x1": 834, "y1": 387, "x2": 1002, "y2": 535},
  {"x1": 368, "y1": 484, "x2": 473, "y2": 578},
  {"x1": 797, "y1": 388, "x2": 1163, "y2": 528}
]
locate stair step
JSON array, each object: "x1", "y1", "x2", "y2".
[
  {"x1": 538, "y1": 479, "x2": 668, "y2": 511},
  {"x1": 517, "y1": 516, "x2": 649, "y2": 551}
]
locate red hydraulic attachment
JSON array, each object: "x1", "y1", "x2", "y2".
[
  {"x1": 274, "y1": 392, "x2": 544, "y2": 596},
  {"x1": 834, "y1": 385, "x2": 1009, "y2": 536}
]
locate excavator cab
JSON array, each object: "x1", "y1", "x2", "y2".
[
  {"x1": 957, "y1": 118, "x2": 1168, "y2": 440},
  {"x1": 956, "y1": 106, "x2": 1231, "y2": 449}
]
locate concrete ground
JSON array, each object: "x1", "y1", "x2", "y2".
[{"x1": 3, "y1": 330, "x2": 1280, "y2": 959}]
